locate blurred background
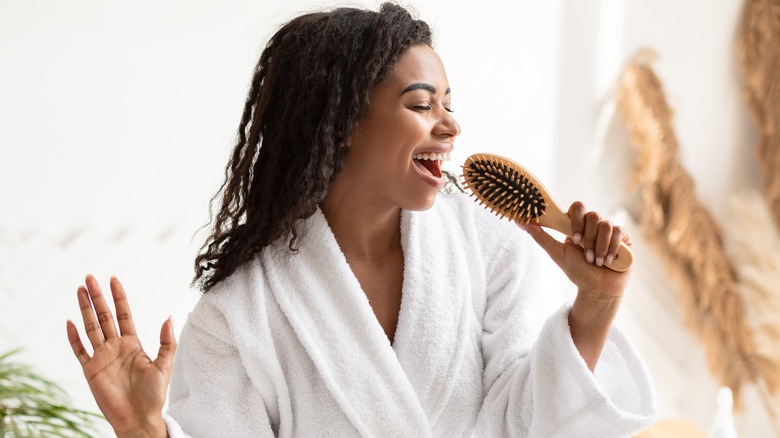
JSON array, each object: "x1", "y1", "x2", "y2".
[{"x1": 0, "y1": 0, "x2": 774, "y2": 435}]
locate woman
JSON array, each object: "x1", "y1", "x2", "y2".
[{"x1": 66, "y1": 3, "x2": 657, "y2": 437}]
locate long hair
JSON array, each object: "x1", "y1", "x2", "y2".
[{"x1": 193, "y1": 3, "x2": 433, "y2": 292}]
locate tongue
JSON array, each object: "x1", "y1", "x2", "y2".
[{"x1": 417, "y1": 159, "x2": 443, "y2": 178}]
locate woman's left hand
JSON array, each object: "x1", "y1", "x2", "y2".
[{"x1": 519, "y1": 201, "x2": 633, "y2": 372}]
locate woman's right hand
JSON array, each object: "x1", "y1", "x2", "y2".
[{"x1": 66, "y1": 274, "x2": 175, "y2": 438}]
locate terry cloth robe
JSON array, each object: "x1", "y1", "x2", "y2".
[{"x1": 164, "y1": 192, "x2": 658, "y2": 437}]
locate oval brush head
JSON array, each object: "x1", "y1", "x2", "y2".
[{"x1": 462, "y1": 153, "x2": 633, "y2": 272}]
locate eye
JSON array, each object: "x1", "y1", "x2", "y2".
[
  {"x1": 411, "y1": 104, "x2": 432, "y2": 112},
  {"x1": 444, "y1": 107, "x2": 454, "y2": 113}
]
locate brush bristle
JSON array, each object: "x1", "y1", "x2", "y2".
[{"x1": 462, "y1": 155, "x2": 547, "y2": 223}]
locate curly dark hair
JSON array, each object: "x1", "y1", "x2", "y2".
[{"x1": 193, "y1": 3, "x2": 433, "y2": 292}]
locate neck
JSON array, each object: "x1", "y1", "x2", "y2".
[{"x1": 320, "y1": 183, "x2": 401, "y2": 261}]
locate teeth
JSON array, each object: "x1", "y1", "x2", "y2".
[{"x1": 413, "y1": 152, "x2": 451, "y2": 161}]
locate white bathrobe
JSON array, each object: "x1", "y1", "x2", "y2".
[{"x1": 164, "y1": 192, "x2": 658, "y2": 437}]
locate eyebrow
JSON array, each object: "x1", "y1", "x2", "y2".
[{"x1": 400, "y1": 83, "x2": 451, "y2": 96}]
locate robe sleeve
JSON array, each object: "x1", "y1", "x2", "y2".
[
  {"x1": 162, "y1": 294, "x2": 277, "y2": 438},
  {"x1": 475, "y1": 231, "x2": 658, "y2": 437}
]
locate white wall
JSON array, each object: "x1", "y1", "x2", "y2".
[{"x1": 1, "y1": 0, "x2": 772, "y2": 435}]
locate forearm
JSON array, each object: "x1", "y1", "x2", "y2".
[{"x1": 568, "y1": 290, "x2": 622, "y2": 372}]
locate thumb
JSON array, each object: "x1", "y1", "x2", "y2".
[
  {"x1": 154, "y1": 316, "x2": 177, "y2": 372},
  {"x1": 522, "y1": 222, "x2": 566, "y2": 266}
]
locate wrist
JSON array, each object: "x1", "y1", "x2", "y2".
[
  {"x1": 568, "y1": 291, "x2": 622, "y2": 372},
  {"x1": 115, "y1": 416, "x2": 168, "y2": 438},
  {"x1": 571, "y1": 289, "x2": 622, "y2": 321}
]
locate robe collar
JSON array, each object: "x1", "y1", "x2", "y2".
[{"x1": 263, "y1": 203, "x2": 472, "y2": 435}]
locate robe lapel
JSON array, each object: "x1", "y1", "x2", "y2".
[
  {"x1": 263, "y1": 209, "x2": 431, "y2": 437},
  {"x1": 393, "y1": 205, "x2": 472, "y2": 428}
]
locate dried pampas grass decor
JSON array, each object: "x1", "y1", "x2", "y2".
[
  {"x1": 737, "y1": 0, "x2": 780, "y2": 231},
  {"x1": 725, "y1": 191, "x2": 780, "y2": 428},
  {"x1": 615, "y1": 52, "x2": 779, "y2": 423}
]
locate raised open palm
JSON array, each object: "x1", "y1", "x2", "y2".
[{"x1": 66, "y1": 275, "x2": 173, "y2": 438}]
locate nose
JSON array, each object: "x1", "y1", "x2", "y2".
[{"x1": 434, "y1": 109, "x2": 461, "y2": 139}]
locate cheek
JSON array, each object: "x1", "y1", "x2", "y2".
[
  {"x1": 381, "y1": 116, "x2": 430, "y2": 156},
  {"x1": 348, "y1": 113, "x2": 431, "y2": 176}
]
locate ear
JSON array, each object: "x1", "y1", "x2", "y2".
[
  {"x1": 335, "y1": 129, "x2": 349, "y2": 148},
  {"x1": 341, "y1": 131, "x2": 357, "y2": 149}
]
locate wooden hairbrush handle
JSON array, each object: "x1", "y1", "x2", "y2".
[
  {"x1": 540, "y1": 206, "x2": 633, "y2": 272},
  {"x1": 462, "y1": 153, "x2": 633, "y2": 272}
]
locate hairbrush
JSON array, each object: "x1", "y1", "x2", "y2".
[{"x1": 461, "y1": 153, "x2": 633, "y2": 272}]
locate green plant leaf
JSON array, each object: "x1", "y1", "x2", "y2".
[{"x1": 0, "y1": 349, "x2": 104, "y2": 437}]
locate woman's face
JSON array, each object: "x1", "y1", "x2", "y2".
[{"x1": 338, "y1": 44, "x2": 461, "y2": 212}]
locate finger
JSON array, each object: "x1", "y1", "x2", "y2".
[
  {"x1": 582, "y1": 211, "x2": 601, "y2": 264},
  {"x1": 85, "y1": 274, "x2": 119, "y2": 340},
  {"x1": 110, "y1": 276, "x2": 137, "y2": 336},
  {"x1": 524, "y1": 222, "x2": 566, "y2": 266},
  {"x1": 621, "y1": 227, "x2": 633, "y2": 247},
  {"x1": 154, "y1": 316, "x2": 177, "y2": 373},
  {"x1": 594, "y1": 220, "x2": 613, "y2": 267},
  {"x1": 567, "y1": 202, "x2": 586, "y2": 244},
  {"x1": 66, "y1": 320, "x2": 91, "y2": 366},
  {"x1": 606, "y1": 226, "x2": 625, "y2": 266},
  {"x1": 78, "y1": 286, "x2": 104, "y2": 348}
]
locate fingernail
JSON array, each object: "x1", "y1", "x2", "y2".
[
  {"x1": 606, "y1": 255, "x2": 614, "y2": 266},
  {"x1": 572, "y1": 233, "x2": 582, "y2": 244},
  {"x1": 596, "y1": 256, "x2": 604, "y2": 267},
  {"x1": 586, "y1": 250, "x2": 595, "y2": 264}
]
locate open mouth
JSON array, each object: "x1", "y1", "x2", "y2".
[{"x1": 412, "y1": 152, "x2": 450, "y2": 178}]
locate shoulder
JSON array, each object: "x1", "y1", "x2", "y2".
[
  {"x1": 433, "y1": 192, "x2": 531, "y2": 250},
  {"x1": 429, "y1": 192, "x2": 538, "y2": 280},
  {"x1": 186, "y1": 259, "x2": 266, "y2": 333}
]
